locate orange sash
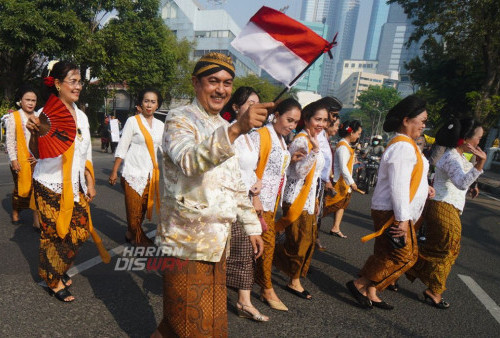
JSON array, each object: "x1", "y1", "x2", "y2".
[
  {"x1": 84, "y1": 161, "x2": 111, "y2": 263},
  {"x1": 56, "y1": 141, "x2": 75, "y2": 238},
  {"x1": 325, "y1": 139, "x2": 354, "y2": 206},
  {"x1": 275, "y1": 133, "x2": 317, "y2": 232},
  {"x1": 255, "y1": 127, "x2": 271, "y2": 180},
  {"x1": 361, "y1": 135, "x2": 424, "y2": 243},
  {"x1": 13, "y1": 111, "x2": 32, "y2": 198},
  {"x1": 135, "y1": 115, "x2": 160, "y2": 220},
  {"x1": 255, "y1": 127, "x2": 289, "y2": 214}
]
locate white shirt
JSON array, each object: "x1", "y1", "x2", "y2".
[
  {"x1": 371, "y1": 134, "x2": 429, "y2": 222},
  {"x1": 250, "y1": 124, "x2": 291, "y2": 212},
  {"x1": 33, "y1": 104, "x2": 92, "y2": 202},
  {"x1": 234, "y1": 132, "x2": 258, "y2": 193},
  {"x1": 318, "y1": 130, "x2": 332, "y2": 182},
  {"x1": 333, "y1": 138, "x2": 355, "y2": 192},
  {"x1": 433, "y1": 148, "x2": 482, "y2": 213},
  {"x1": 283, "y1": 132, "x2": 325, "y2": 214},
  {"x1": 114, "y1": 114, "x2": 164, "y2": 195},
  {"x1": 6, "y1": 109, "x2": 32, "y2": 162}
]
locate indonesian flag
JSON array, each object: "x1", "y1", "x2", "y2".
[{"x1": 231, "y1": 6, "x2": 333, "y2": 87}]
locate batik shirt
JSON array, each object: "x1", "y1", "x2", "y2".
[{"x1": 155, "y1": 99, "x2": 261, "y2": 262}]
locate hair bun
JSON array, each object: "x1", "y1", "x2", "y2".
[{"x1": 383, "y1": 117, "x2": 400, "y2": 132}]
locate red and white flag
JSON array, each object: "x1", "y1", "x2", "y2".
[{"x1": 231, "y1": 6, "x2": 333, "y2": 87}]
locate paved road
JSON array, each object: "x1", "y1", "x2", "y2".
[{"x1": 1, "y1": 144, "x2": 499, "y2": 337}]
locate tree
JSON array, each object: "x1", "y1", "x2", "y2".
[
  {"x1": 0, "y1": 0, "x2": 193, "y2": 117},
  {"x1": 354, "y1": 86, "x2": 401, "y2": 138},
  {"x1": 389, "y1": 0, "x2": 500, "y2": 127},
  {"x1": 0, "y1": 0, "x2": 87, "y2": 101},
  {"x1": 85, "y1": 0, "x2": 193, "y2": 103}
]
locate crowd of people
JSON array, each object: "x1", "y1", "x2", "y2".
[{"x1": 4, "y1": 52, "x2": 488, "y2": 337}]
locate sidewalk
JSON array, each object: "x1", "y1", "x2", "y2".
[{"x1": 478, "y1": 169, "x2": 500, "y2": 197}]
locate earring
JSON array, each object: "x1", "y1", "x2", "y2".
[
  {"x1": 56, "y1": 85, "x2": 61, "y2": 92},
  {"x1": 273, "y1": 116, "x2": 277, "y2": 123}
]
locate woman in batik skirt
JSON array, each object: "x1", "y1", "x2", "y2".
[{"x1": 109, "y1": 88, "x2": 164, "y2": 246}]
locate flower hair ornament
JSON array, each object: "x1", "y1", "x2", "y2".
[
  {"x1": 346, "y1": 126, "x2": 353, "y2": 133},
  {"x1": 43, "y1": 60, "x2": 60, "y2": 87},
  {"x1": 457, "y1": 138, "x2": 465, "y2": 147}
]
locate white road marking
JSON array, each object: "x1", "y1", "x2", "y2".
[
  {"x1": 38, "y1": 229, "x2": 157, "y2": 287},
  {"x1": 458, "y1": 274, "x2": 500, "y2": 324},
  {"x1": 480, "y1": 191, "x2": 500, "y2": 202}
]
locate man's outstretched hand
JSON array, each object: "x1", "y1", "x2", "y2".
[{"x1": 228, "y1": 102, "x2": 274, "y2": 143}]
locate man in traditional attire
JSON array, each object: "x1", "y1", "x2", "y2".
[{"x1": 152, "y1": 52, "x2": 270, "y2": 337}]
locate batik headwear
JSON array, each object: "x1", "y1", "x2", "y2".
[{"x1": 192, "y1": 52, "x2": 235, "y2": 79}]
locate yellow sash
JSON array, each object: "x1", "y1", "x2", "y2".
[
  {"x1": 275, "y1": 133, "x2": 317, "y2": 232},
  {"x1": 84, "y1": 161, "x2": 111, "y2": 263},
  {"x1": 255, "y1": 127, "x2": 289, "y2": 215},
  {"x1": 135, "y1": 115, "x2": 160, "y2": 220},
  {"x1": 56, "y1": 141, "x2": 75, "y2": 239},
  {"x1": 325, "y1": 139, "x2": 354, "y2": 206},
  {"x1": 13, "y1": 111, "x2": 32, "y2": 198},
  {"x1": 255, "y1": 127, "x2": 271, "y2": 180},
  {"x1": 361, "y1": 135, "x2": 424, "y2": 243}
]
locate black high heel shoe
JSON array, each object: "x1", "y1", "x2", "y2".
[
  {"x1": 346, "y1": 281, "x2": 373, "y2": 309},
  {"x1": 423, "y1": 291, "x2": 450, "y2": 309},
  {"x1": 387, "y1": 282, "x2": 399, "y2": 292}
]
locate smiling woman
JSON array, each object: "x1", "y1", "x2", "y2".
[
  {"x1": 347, "y1": 95, "x2": 431, "y2": 310},
  {"x1": 26, "y1": 60, "x2": 109, "y2": 303},
  {"x1": 274, "y1": 99, "x2": 327, "y2": 301}
]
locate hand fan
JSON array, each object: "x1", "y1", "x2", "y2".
[{"x1": 31, "y1": 94, "x2": 76, "y2": 159}]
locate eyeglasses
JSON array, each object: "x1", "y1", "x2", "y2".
[{"x1": 63, "y1": 80, "x2": 84, "y2": 88}]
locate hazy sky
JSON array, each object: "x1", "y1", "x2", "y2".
[
  {"x1": 198, "y1": 0, "x2": 302, "y2": 26},
  {"x1": 199, "y1": 0, "x2": 373, "y2": 59}
]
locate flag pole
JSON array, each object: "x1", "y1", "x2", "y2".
[{"x1": 273, "y1": 33, "x2": 338, "y2": 102}]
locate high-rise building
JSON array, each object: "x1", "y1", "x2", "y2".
[
  {"x1": 318, "y1": 0, "x2": 360, "y2": 96},
  {"x1": 294, "y1": 20, "x2": 329, "y2": 93},
  {"x1": 160, "y1": 0, "x2": 259, "y2": 78},
  {"x1": 364, "y1": 0, "x2": 390, "y2": 60},
  {"x1": 300, "y1": 0, "x2": 330, "y2": 22},
  {"x1": 376, "y1": 3, "x2": 422, "y2": 77}
]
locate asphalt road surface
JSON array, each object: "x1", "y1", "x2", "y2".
[{"x1": 1, "y1": 144, "x2": 499, "y2": 337}]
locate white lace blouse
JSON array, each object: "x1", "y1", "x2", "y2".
[
  {"x1": 6, "y1": 109, "x2": 32, "y2": 162},
  {"x1": 433, "y1": 148, "x2": 482, "y2": 213},
  {"x1": 283, "y1": 132, "x2": 325, "y2": 215},
  {"x1": 114, "y1": 114, "x2": 164, "y2": 196},
  {"x1": 250, "y1": 124, "x2": 291, "y2": 212},
  {"x1": 371, "y1": 134, "x2": 429, "y2": 223},
  {"x1": 33, "y1": 104, "x2": 92, "y2": 202},
  {"x1": 234, "y1": 132, "x2": 258, "y2": 193},
  {"x1": 318, "y1": 130, "x2": 333, "y2": 182}
]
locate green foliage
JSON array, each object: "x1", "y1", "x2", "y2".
[
  {"x1": 354, "y1": 86, "x2": 401, "y2": 137},
  {"x1": 389, "y1": 0, "x2": 500, "y2": 127},
  {"x1": 0, "y1": 102, "x2": 15, "y2": 118},
  {"x1": 0, "y1": 0, "x2": 193, "y2": 130},
  {"x1": 233, "y1": 74, "x2": 282, "y2": 102}
]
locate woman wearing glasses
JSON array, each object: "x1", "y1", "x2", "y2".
[{"x1": 27, "y1": 60, "x2": 107, "y2": 302}]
